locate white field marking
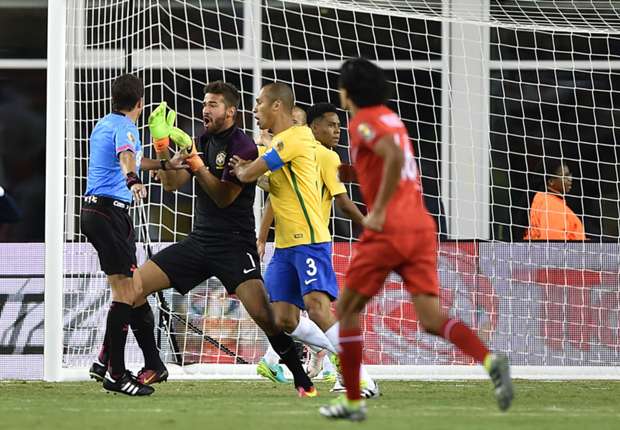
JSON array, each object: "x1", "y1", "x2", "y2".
[
  {"x1": 373, "y1": 404, "x2": 619, "y2": 415},
  {"x1": 4, "y1": 405, "x2": 618, "y2": 419}
]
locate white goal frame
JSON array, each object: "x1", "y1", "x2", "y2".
[{"x1": 45, "y1": 0, "x2": 620, "y2": 381}]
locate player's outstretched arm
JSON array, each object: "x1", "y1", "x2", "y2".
[
  {"x1": 119, "y1": 150, "x2": 147, "y2": 201},
  {"x1": 334, "y1": 193, "x2": 365, "y2": 226},
  {"x1": 140, "y1": 153, "x2": 192, "y2": 192},
  {"x1": 229, "y1": 156, "x2": 269, "y2": 183},
  {"x1": 363, "y1": 135, "x2": 404, "y2": 232},
  {"x1": 140, "y1": 154, "x2": 189, "y2": 172},
  {"x1": 257, "y1": 198, "x2": 274, "y2": 260}
]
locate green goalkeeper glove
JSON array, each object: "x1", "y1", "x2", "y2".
[
  {"x1": 170, "y1": 127, "x2": 193, "y2": 153},
  {"x1": 170, "y1": 128, "x2": 203, "y2": 172},
  {"x1": 148, "y1": 102, "x2": 176, "y2": 152}
]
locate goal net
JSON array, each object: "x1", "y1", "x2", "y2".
[{"x1": 46, "y1": 0, "x2": 620, "y2": 381}]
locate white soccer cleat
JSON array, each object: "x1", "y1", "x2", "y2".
[
  {"x1": 330, "y1": 373, "x2": 346, "y2": 393},
  {"x1": 306, "y1": 349, "x2": 326, "y2": 379},
  {"x1": 330, "y1": 374, "x2": 380, "y2": 399},
  {"x1": 361, "y1": 378, "x2": 381, "y2": 399}
]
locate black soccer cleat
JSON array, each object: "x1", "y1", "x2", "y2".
[
  {"x1": 89, "y1": 361, "x2": 107, "y2": 382},
  {"x1": 488, "y1": 354, "x2": 514, "y2": 411},
  {"x1": 103, "y1": 371, "x2": 155, "y2": 396},
  {"x1": 137, "y1": 366, "x2": 169, "y2": 385}
]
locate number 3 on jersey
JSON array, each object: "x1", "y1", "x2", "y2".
[
  {"x1": 394, "y1": 132, "x2": 417, "y2": 181},
  {"x1": 305, "y1": 258, "x2": 317, "y2": 276}
]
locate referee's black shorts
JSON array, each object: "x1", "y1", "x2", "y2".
[
  {"x1": 151, "y1": 233, "x2": 262, "y2": 295},
  {"x1": 80, "y1": 196, "x2": 136, "y2": 277}
]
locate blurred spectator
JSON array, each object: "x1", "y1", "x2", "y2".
[
  {"x1": 522, "y1": 158, "x2": 586, "y2": 241},
  {"x1": 0, "y1": 77, "x2": 46, "y2": 242},
  {"x1": 0, "y1": 185, "x2": 21, "y2": 222},
  {"x1": 0, "y1": 185, "x2": 21, "y2": 241}
]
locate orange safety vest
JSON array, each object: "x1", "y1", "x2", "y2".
[{"x1": 524, "y1": 192, "x2": 586, "y2": 241}]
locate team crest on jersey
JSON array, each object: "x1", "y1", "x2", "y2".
[
  {"x1": 127, "y1": 131, "x2": 135, "y2": 144},
  {"x1": 215, "y1": 151, "x2": 227, "y2": 169},
  {"x1": 274, "y1": 139, "x2": 284, "y2": 151},
  {"x1": 357, "y1": 123, "x2": 375, "y2": 142}
]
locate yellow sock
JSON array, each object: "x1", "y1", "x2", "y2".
[
  {"x1": 483, "y1": 353, "x2": 495, "y2": 373},
  {"x1": 346, "y1": 398, "x2": 362, "y2": 409}
]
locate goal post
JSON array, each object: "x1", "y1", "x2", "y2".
[
  {"x1": 44, "y1": 0, "x2": 67, "y2": 382},
  {"x1": 45, "y1": 0, "x2": 620, "y2": 381}
]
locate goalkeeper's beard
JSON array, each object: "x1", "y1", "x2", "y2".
[{"x1": 204, "y1": 116, "x2": 226, "y2": 135}]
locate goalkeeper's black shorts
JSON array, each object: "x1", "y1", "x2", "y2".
[
  {"x1": 80, "y1": 196, "x2": 136, "y2": 277},
  {"x1": 150, "y1": 233, "x2": 262, "y2": 295}
]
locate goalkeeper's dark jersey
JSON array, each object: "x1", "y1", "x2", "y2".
[{"x1": 191, "y1": 125, "x2": 257, "y2": 241}]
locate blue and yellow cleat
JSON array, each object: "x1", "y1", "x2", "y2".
[
  {"x1": 257, "y1": 358, "x2": 288, "y2": 384},
  {"x1": 322, "y1": 370, "x2": 337, "y2": 383}
]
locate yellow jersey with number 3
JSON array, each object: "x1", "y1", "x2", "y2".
[
  {"x1": 316, "y1": 144, "x2": 347, "y2": 226},
  {"x1": 262, "y1": 125, "x2": 330, "y2": 248}
]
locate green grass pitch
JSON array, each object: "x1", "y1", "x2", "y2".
[{"x1": 1, "y1": 380, "x2": 619, "y2": 430}]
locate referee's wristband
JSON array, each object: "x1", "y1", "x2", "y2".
[{"x1": 126, "y1": 171, "x2": 142, "y2": 189}]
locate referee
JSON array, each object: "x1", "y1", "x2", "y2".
[{"x1": 81, "y1": 74, "x2": 186, "y2": 396}]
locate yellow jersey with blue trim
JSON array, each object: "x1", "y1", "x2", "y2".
[
  {"x1": 262, "y1": 125, "x2": 330, "y2": 248},
  {"x1": 316, "y1": 144, "x2": 347, "y2": 226}
]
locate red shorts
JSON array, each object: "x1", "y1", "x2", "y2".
[{"x1": 345, "y1": 229, "x2": 439, "y2": 297}]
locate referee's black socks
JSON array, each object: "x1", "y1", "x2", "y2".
[
  {"x1": 105, "y1": 301, "x2": 132, "y2": 379},
  {"x1": 267, "y1": 332, "x2": 313, "y2": 390},
  {"x1": 130, "y1": 302, "x2": 164, "y2": 370}
]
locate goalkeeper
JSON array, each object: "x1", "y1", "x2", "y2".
[{"x1": 89, "y1": 81, "x2": 316, "y2": 396}]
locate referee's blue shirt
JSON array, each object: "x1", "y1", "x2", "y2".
[{"x1": 85, "y1": 112, "x2": 142, "y2": 203}]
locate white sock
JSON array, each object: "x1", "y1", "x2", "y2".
[
  {"x1": 307, "y1": 344, "x2": 322, "y2": 354},
  {"x1": 290, "y1": 316, "x2": 337, "y2": 354},
  {"x1": 360, "y1": 364, "x2": 374, "y2": 386},
  {"x1": 324, "y1": 322, "x2": 340, "y2": 353},
  {"x1": 262, "y1": 344, "x2": 281, "y2": 366},
  {"x1": 322, "y1": 354, "x2": 335, "y2": 372}
]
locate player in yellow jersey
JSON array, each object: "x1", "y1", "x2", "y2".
[
  {"x1": 239, "y1": 99, "x2": 379, "y2": 397},
  {"x1": 230, "y1": 85, "x2": 349, "y2": 391}
]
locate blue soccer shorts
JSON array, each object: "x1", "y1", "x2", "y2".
[{"x1": 264, "y1": 242, "x2": 338, "y2": 310}]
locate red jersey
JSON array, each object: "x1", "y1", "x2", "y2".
[{"x1": 349, "y1": 105, "x2": 435, "y2": 234}]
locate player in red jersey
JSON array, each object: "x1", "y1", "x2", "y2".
[{"x1": 319, "y1": 58, "x2": 514, "y2": 421}]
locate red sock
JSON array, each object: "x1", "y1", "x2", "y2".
[
  {"x1": 339, "y1": 326, "x2": 363, "y2": 401},
  {"x1": 440, "y1": 319, "x2": 490, "y2": 363}
]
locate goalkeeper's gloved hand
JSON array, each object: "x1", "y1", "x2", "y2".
[
  {"x1": 184, "y1": 140, "x2": 205, "y2": 173},
  {"x1": 170, "y1": 126, "x2": 203, "y2": 172},
  {"x1": 169, "y1": 127, "x2": 194, "y2": 153},
  {"x1": 148, "y1": 102, "x2": 176, "y2": 153}
]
